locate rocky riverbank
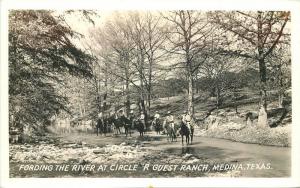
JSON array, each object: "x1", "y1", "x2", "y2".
[
  {"x1": 196, "y1": 108, "x2": 291, "y2": 147},
  {"x1": 9, "y1": 134, "x2": 241, "y2": 178}
]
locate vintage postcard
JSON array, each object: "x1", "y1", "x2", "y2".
[{"x1": 1, "y1": 0, "x2": 300, "y2": 187}]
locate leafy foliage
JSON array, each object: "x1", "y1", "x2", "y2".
[{"x1": 9, "y1": 10, "x2": 93, "y2": 130}]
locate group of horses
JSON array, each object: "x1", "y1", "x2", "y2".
[
  {"x1": 95, "y1": 115, "x2": 145, "y2": 137},
  {"x1": 161, "y1": 119, "x2": 195, "y2": 145},
  {"x1": 96, "y1": 114, "x2": 195, "y2": 145}
]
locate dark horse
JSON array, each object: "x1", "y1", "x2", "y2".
[
  {"x1": 106, "y1": 115, "x2": 133, "y2": 136},
  {"x1": 179, "y1": 120, "x2": 195, "y2": 145},
  {"x1": 96, "y1": 118, "x2": 109, "y2": 136},
  {"x1": 96, "y1": 118, "x2": 104, "y2": 136},
  {"x1": 119, "y1": 116, "x2": 132, "y2": 137},
  {"x1": 107, "y1": 115, "x2": 123, "y2": 135},
  {"x1": 152, "y1": 118, "x2": 162, "y2": 135},
  {"x1": 133, "y1": 119, "x2": 145, "y2": 136},
  {"x1": 179, "y1": 121, "x2": 190, "y2": 145}
]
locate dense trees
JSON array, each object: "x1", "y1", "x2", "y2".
[
  {"x1": 162, "y1": 11, "x2": 213, "y2": 116},
  {"x1": 209, "y1": 11, "x2": 290, "y2": 127},
  {"x1": 9, "y1": 10, "x2": 291, "y2": 133},
  {"x1": 9, "y1": 10, "x2": 94, "y2": 131}
]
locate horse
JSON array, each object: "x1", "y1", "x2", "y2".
[
  {"x1": 179, "y1": 122, "x2": 190, "y2": 145},
  {"x1": 163, "y1": 121, "x2": 177, "y2": 142},
  {"x1": 119, "y1": 116, "x2": 132, "y2": 137},
  {"x1": 96, "y1": 118, "x2": 105, "y2": 136},
  {"x1": 152, "y1": 118, "x2": 162, "y2": 135},
  {"x1": 187, "y1": 121, "x2": 194, "y2": 144},
  {"x1": 111, "y1": 116, "x2": 123, "y2": 135},
  {"x1": 133, "y1": 119, "x2": 145, "y2": 137}
]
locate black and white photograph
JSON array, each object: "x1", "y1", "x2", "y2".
[{"x1": 1, "y1": 0, "x2": 300, "y2": 187}]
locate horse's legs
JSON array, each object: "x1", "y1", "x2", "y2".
[
  {"x1": 186, "y1": 134, "x2": 189, "y2": 145},
  {"x1": 190, "y1": 129, "x2": 194, "y2": 144},
  {"x1": 182, "y1": 135, "x2": 184, "y2": 145},
  {"x1": 172, "y1": 130, "x2": 176, "y2": 142}
]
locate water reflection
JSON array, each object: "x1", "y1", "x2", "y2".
[{"x1": 181, "y1": 146, "x2": 196, "y2": 155}]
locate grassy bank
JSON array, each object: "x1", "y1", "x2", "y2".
[{"x1": 199, "y1": 124, "x2": 291, "y2": 147}]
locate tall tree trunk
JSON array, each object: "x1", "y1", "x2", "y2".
[
  {"x1": 103, "y1": 62, "x2": 108, "y2": 114},
  {"x1": 95, "y1": 77, "x2": 101, "y2": 113},
  {"x1": 138, "y1": 48, "x2": 147, "y2": 127},
  {"x1": 147, "y1": 61, "x2": 152, "y2": 119},
  {"x1": 257, "y1": 11, "x2": 268, "y2": 127},
  {"x1": 147, "y1": 92, "x2": 151, "y2": 118},
  {"x1": 257, "y1": 58, "x2": 268, "y2": 127},
  {"x1": 187, "y1": 68, "x2": 194, "y2": 116},
  {"x1": 124, "y1": 54, "x2": 131, "y2": 117},
  {"x1": 125, "y1": 79, "x2": 130, "y2": 117}
]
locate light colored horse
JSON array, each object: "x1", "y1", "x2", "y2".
[{"x1": 163, "y1": 120, "x2": 177, "y2": 142}]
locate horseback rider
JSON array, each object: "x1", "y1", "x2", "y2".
[
  {"x1": 153, "y1": 111, "x2": 161, "y2": 134},
  {"x1": 184, "y1": 111, "x2": 194, "y2": 143},
  {"x1": 154, "y1": 111, "x2": 160, "y2": 120},
  {"x1": 137, "y1": 111, "x2": 145, "y2": 136},
  {"x1": 129, "y1": 110, "x2": 134, "y2": 119},
  {"x1": 118, "y1": 109, "x2": 126, "y2": 119},
  {"x1": 139, "y1": 111, "x2": 145, "y2": 127},
  {"x1": 184, "y1": 111, "x2": 192, "y2": 130},
  {"x1": 129, "y1": 110, "x2": 135, "y2": 128},
  {"x1": 181, "y1": 111, "x2": 187, "y2": 125},
  {"x1": 166, "y1": 111, "x2": 175, "y2": 129},
  {"x1": 164, "y1": 111, "x2": 176, "y2": 142}
]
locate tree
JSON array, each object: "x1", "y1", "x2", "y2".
[
  {"x1": 162, "y1": 11, "x2": 213, "y2": 116},
  {"x1": 9, "y1": 10, "x2": 93, "y2": 133},
  {"x1": 266, "y1": 44, "x2": 291, "y2": 108},
  {"x1": 88, "y1": 13, "x2": 139, "y2": 116},
  {"x1": 126, "y1": 11, "x2": 168, "y2": 118},
  {"x1": 210, "y1": 11, "x2": 290, "y2": 127},
  {"x1": 90, "y1": 11, "x2": 168, "y2": 124}
]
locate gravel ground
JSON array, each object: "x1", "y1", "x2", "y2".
[{"x1": 9, "y1": 133, "x2": 241, "y2": 178}]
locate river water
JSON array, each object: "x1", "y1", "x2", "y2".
[{"x1": 162, "y1": 136, "x2": 291, "y2": 177}]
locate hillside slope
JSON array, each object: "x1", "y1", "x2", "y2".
[{"x1": 149, "y1": 91, "x2": 291, "y2": 147}]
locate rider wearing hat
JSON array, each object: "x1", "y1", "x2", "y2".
[
  {"x1": 153, "y1": 111, "x2": 161, "y2": 133},
  {"x1": 182, "y1": 111, "x2": 187, "y2": 125},
  {"x1": 166, "y1": 111, "x2": 174, "y2": 129},
  {"x1": 184, "y1": 111, "x2": 192, "y2": 130},
  {"x1": 139, "y1": 111, "x2": 146, "y2": 126},
  {"x1": 119, "y1": 109, "x2": 125, "y2": 117},
  {"x1": 154, "y1": 111, "x2": 160, "y2": 120},
  {"x1": 129, "y1": 110, "x2": 135, "y2": 128},
  {"x1": 139, "y1": 111, "x2": 145, "y2": 121}
]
